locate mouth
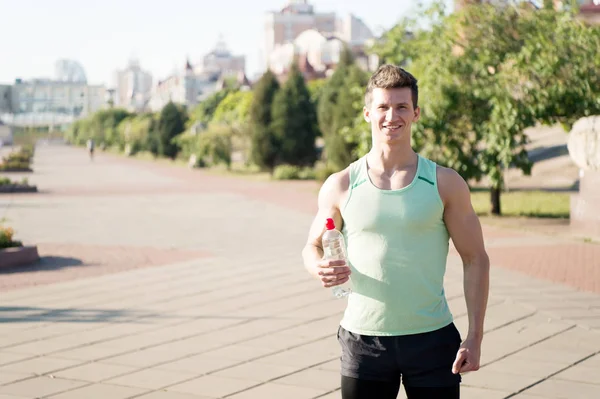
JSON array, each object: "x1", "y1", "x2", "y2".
[{"x1": 382, "y1": 125, "x2": 403, "y2": 132}]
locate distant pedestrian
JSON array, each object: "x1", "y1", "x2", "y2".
[{"x1": 87, "y1": 138, "x2": 95, "y2": 161}]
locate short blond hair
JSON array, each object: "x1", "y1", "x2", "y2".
[{"x1": 365, "y1": 64, "x2": 419, "y2": 108}]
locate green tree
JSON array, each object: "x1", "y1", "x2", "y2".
[
  {"x1": 189, "y1": 89, "x2": 230, "y2": 128},
  {"x1": 249, "y1": 70, "x2": 280, "y2": 171},
  {"x1": 271, "y1": 62, "x2": 319, "y2": 167},
  {"x1": 370, "y1": 2, "x2": 600, "y2": 215},
  {"x1": 156, "y1": 102, "x2": 188, "y2": 159},
  {"x1": 317, "y1": 46, "x2": 364, "y2": 171}
]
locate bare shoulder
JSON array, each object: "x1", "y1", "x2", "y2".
[
  {"x1": 436, "y1": 165, "x2": 470, "y2": 206},
  {"x1": 318, "y1": 167, "x2": 351, "y2": 209}
]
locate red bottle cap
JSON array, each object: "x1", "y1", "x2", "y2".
[{"x1": 325, "y1": 218, "x2": 335, "y2": 230}]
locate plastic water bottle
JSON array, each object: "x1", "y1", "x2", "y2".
[{"x1": 322, "y1": 218, "x2": 352, "y2": 299}]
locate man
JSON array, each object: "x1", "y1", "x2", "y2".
[
  {"x1": 87, "y1": 138, "x2": 95, "y2": 161},
  {"x1": 301, "y1": 64, "x2": 489, "y2": 399}
]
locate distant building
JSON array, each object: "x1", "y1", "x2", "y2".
[
  {"x1": 0, "y1": 85, "x2": 11, "y2": 114},
  {"x1": 149, "y1": 38, "x2": 248, "y2": 111},
  {"x1": 265, "y1": 1, "x2": 377, "y2": 80},
  {"x1": 0, "y1": 60, "x2": 107, "y2": 127},
  {"x1": 113, "y1": 59, "x2": 153, "y2": 112},
  {"x1": 195, "y1": 36, "x2": 246, "y2": 77},
  {"x1": 0, "y1": 121, "x2": 13, "y2": 146}
]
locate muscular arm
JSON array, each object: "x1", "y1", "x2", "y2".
[
  {"x1": 439, "y1": 167, "x2": 490, "y2": 351},
  {"x1": 301, "y1": 170, "x2": 350, "y2": 285}
]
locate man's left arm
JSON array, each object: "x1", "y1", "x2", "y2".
[{"x1": 438, "y1": 167, "x2": 490, "y2": 374}]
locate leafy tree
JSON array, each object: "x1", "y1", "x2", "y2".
[
  {"x1": 317, "y1": 46, "x2": 368, "y2": 171},
  {"x1": 117, "y1": 113, "x2": 157, "y2": 155},
  {"x1": 212, "y1": 90, "x2": 253, "y2": 130},
  {"x1": 249, "y1": 70, "x2": 280, "y2": 171},
  {"x1": 189, "y1": 89, "x2": 230, "y2": 128},
  {"x1": 156, "y1": 102, "x2": 188, "y2": 159},
  {"x1": 369, "y1": 1, "x2": 600, "y2": 214},
  {"x1": 271, "y1": 62, "x2": 319, "y2": 167}
]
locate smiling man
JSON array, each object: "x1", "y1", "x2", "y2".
[{"x1": 302, "y1": 64, "x2": 490, "y2": 399}]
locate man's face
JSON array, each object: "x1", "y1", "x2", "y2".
[{"x1": 364, "y1": 87, "x2": 420, "y2": 144}]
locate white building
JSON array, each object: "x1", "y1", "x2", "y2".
[
  {"x1": 0, "y1": 60, "x2": 107, "y2": 127},
  {"x1": 265, "y1": 1, "x2": 376, "y2": 77},
  {"x1": 149, "y1": 38, "x2": 247, "y2": 112},
  {"x1": 113, "y1": 59, "x2": 153, "y2": 112},
  {"x1": 6, "y1": 79, "x2": 106, "y2": 127}
]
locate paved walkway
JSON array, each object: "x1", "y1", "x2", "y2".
[{"x1": 0, "y1": 144, "x2": 599, "y2": 399}]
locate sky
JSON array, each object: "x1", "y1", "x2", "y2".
[{"x1": 0, "y1": 0, "x2": 454, "y2": 87}]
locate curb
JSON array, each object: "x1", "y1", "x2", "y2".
[
  {"x1": 0, "y1": 246, "x2": 40, "y2": 269},
  {"x1": 0, "y1": 185, "x2": 38, "y2": 193}
]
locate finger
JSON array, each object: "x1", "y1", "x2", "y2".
[
  {"x1": 459, "y1": 359, "x2": 479, "y2": 373},
  {"x1": 452, "y1": 350, "x2": 467, "y2": 374},
  {"x1": 321, "y1": 272, "x2": 351, "y2": 283},
  {"x1": 319, "y1": 260, "x2": 346, "y2": 267},
  {"x1": 318, "y1": 267, "x2": 351, "y2": 276},
  {"x1": 322, "y1": 276, "x2": 349, "y2": 287}
]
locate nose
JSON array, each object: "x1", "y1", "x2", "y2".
[{"x1": 385, "y1": 107, "x2": 397, "y2": 121}]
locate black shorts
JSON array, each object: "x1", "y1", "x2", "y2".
[{"x1": 337, "y1": 322, "x2": 462, "y2": 388}]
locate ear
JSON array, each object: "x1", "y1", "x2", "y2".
[
  {"x1": 363, "y1": 106, "x2": 370, "y2": 123},
  {"x1": 413, "y1": 106, "x2": 421, "y2": 122}
]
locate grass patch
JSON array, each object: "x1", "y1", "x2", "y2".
[{"x1": 470, "y1": 190, "x2": 570, "y2": 218}]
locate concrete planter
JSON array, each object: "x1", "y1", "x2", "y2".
[
  {"x1": 0, "y1": 168, "x2": 33, "y2": 173},
  {"x1": 0, "y1": 185, "x2": 38, "y2": 193},
  {"x1": 0, "y1": 245, "x2": 40, "y2": 269}
]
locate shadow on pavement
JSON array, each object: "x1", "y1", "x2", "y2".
[
  {"x1": 0, "y1": 256, "x2": 86, "y2": 274},
  {"x1": 0, "y1": 306, "x2": 173, "y2": 323}
]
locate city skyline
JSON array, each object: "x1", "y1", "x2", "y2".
[{"x1": 0, "y1": 0, "x2": 453, "y2": 86}]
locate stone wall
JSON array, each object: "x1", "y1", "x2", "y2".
[{"x1": 568, "y1": 116, "x2": 600, "y2": 237}]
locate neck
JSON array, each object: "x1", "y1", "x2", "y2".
[{"x1": 367, "y1": 141, "x2": 417, "y2": 173}]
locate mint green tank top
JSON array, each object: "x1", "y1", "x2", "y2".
[{"x1": 340, "y1": 154, "x2": 453, "y2": 336}]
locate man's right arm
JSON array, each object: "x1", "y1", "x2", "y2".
[{"x1": 301, "y1": 170, "x2": 351, "y2": 287}]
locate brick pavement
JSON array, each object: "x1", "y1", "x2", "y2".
[{"x1": 0, "y1": 144, "x2": 598, "y2": 399}]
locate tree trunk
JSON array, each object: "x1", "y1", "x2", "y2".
[{"x1": 490, "y1": 186, "x2": 501, "y2": 216}]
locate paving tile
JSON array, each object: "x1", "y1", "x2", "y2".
[
  {"x1": 580, "y1": 354, "x2": 600, "y2": 368},
  {"x1": 258, "y1": 348, "x2": 337, "y2": 369},
  {"x1": 201, "y1": 345, "x2": 278, "y2": 361},
  {"x1": 524, "y1": 378, "x2": 600, "y2": 398},
  {"x1": 102, "y1": 347, "x2": 186, "y2": 368},
  {"x1": 460, "y1": 386, "x2": 513, "y2": 399},
  {"x1": 0, "y1": 356, "x2": 83, "y2": 376},
  {"x1": 212, "y1": 361, "x2": 299, "y2": 382},
  {"x1": 0, "y1": 376, "x2": 86, "y2": 397},
  {"x1": 462, "y1": 369, "x2": 541, "y2": 392},
  {"x1": 47, "y1": 383, "x2": 148, "y2": 399},
  {"x1": 274, "y1": 368, "x2": 341, "y2": 391},
  {"x1": 226, "y1": 382, "x2": 326, "y2": 399},
  {"x1": 0, "y1": 353, "x2": 33, "y2": 367},
  {"x1": 0, "y1": 372, "x2": 32, "y2": 386},
  {"x1": 52, "y1": 343, "x2": 128, "y2": 361},
  {"x1": 553, "y1": 365, "x2": 600, "y2": 385},
  {"x1": 136, "y1": 392, "x2": 214, "y2": 399},
  {"x1": 315, "y1": 360, "x2": 340, "y2": 372},
  {"x1": 155, "y1": 354, "x2": 240, "y2": 374},
  {"x1": 312, "y1": 391, "x2": 340, "y2": 399},
  {"x1": 168, "y1": 375, "x2": 260, "y2": 397},
  {"x1": 481, "y1": 356, "x2": 571, "y2": 378},
  {"x1": 106, "y1": 368, "x2": 196, "y2": 390},
  {"x1": 52, "y1": 362, "x2": 137, "y2": 383}
]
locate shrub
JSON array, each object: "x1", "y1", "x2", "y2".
[
  {"x1": 0, "y1": 225, "x2": 23, "y2": 249},
  {"x1": 314, "y1": 162, "x2": 339, "y2": 182},
  {"x1": 272, "y1": 164, "x2": 317, "y2": 180}
]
